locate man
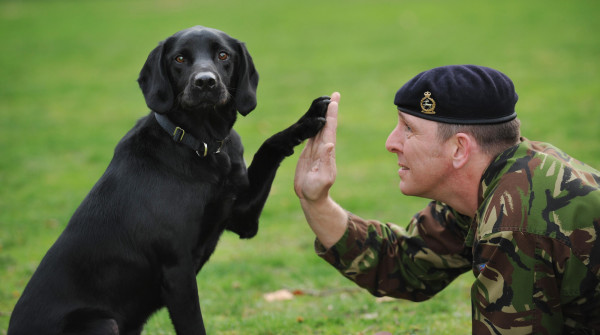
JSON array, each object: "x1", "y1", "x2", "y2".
[{"x1": 294, "y1": 65, "x2": 600, "y2": 334}]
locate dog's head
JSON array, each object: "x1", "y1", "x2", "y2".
[{"x1": 138, "y1": 26, "x2": 259, "y2": 116}]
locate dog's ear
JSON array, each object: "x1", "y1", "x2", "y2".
[
  {"x1": 233, "y1": 42, "x2": 259, "y2": 116},
  {"x1": 137, "y1": 40, "x2": 174, "y2": 114}
]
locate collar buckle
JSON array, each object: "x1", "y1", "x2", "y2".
[{"x1": 173, "y1": 127, "x2": 185, "y2": 143}]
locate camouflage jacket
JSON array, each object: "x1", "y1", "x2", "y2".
[{"x1": 316, "y1": 138, "x2": 600, "y2": 334}]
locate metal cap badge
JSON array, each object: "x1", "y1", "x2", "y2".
[{"x1": 420, "y1": 91, "x2": 436, "y2": 114}]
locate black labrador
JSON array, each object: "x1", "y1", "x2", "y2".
[{"x1": 8, "y1": 26, "x2": 329, "y2": 335}]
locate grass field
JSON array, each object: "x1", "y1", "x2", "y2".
[{"x1": 1, "y1": 0, "x2": 599, "y2": 334}]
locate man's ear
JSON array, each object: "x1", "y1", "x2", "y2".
[{"x1": 451, "y1": 133, "x2": 473, "y2": 169}]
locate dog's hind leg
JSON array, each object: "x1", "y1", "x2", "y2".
[
  {"x1": 122, "y1": 326, "x2": 144, "y2": 335},
  {"x1": 63, "y1": 314, "x2": 119, "y2": 335}
]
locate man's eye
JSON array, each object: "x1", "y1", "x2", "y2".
[
  {"x1": 218, "y1": 52, "x2": 229, "y2": 61},
  {"x1": 175, "y1": 55, "x2": 186, "y2": 63},
  {"x1": 404, "y1": 124, "x2": 414, "y2": 138},
  {"x1": 400, "y1": 121, "x2": 412, "y2": 133}
]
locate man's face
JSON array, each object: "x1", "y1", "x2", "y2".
[{"x1": 385, "y1": 112, "x2": 453, "y2": 199}]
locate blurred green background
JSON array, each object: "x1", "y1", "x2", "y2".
[{"x1": 1, "y1": 0, "x2": 599, "y2": 334}]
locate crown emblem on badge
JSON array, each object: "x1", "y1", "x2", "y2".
[{"x1": 420, "y1": 91, "x2": 436, "y2": 114}]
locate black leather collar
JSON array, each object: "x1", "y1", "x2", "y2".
[{"x1": 154, "y1": 113, "x2": 226, "y2": 157}]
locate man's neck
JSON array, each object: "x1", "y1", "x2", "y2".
[{"x1": 438, "y1": 154, "x2": 493, "y2": 218}]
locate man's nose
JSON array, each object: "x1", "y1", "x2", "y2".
[{"x1": 385, "y1": 126, "x2": 403, "y2": 153}]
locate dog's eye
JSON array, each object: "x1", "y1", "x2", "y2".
[
  {"x1": 218, "y1": 52, "x2": 229, "y2": 61},
  {"x1": 175, "y1": 55, "x2": 186, "y2": 63}
]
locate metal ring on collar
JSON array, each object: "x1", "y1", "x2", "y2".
[{"x1": 195, "y1": 143, "x2": 208, "y2": 157}]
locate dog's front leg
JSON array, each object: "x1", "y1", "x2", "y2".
[
  {"x1": 161, "y1": 261, "x2": 206, "y2": 335},
  {"x1": 227, "y1": 96, "x2": 330, "y2": 238}
]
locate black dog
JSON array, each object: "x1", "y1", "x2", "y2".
[{"x1": 8, "y1": 26, "x2": 329, "y2": 335}]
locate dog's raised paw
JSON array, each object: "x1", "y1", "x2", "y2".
[
  {"x1": 294, "y1": 96, "x2": 330, "y2": 139},
  {"x1": 305, "y1": 96, "x2": 330, "y2": 119}
]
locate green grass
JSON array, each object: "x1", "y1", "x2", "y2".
[{"x1": 1, "y1": 0, "x2": 599, "y2": 334}]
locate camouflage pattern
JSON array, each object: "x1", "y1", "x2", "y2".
[{"x1": 316, "y1": 138, "x2": 600, "y2": 334}]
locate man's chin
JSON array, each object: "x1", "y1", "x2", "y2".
[
  {"x1": 398, "y1": 181, "x2": 410, "y2": 195},
  {"x1": 399, "y1": 182, "x2": 421, "y2": 198}
]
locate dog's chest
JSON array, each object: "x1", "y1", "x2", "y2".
[
  {"x1": 193, "y1": 153, "x2": 237, "y2": 225},
  {"x1": 190, "y1": 172, "x2": 238, "y2": 271}
]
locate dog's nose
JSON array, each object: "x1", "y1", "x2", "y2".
[{"x1": 194, "y1": 72, "x2": 217, "y2": 89}]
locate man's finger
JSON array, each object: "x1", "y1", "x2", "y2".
[{"x1": 320, "y1": 92, "x2": 339, "y2": 146}]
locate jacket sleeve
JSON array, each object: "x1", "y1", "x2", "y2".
[{"x1": 316, "y1": 201, "x2": 473, "y2": 301}]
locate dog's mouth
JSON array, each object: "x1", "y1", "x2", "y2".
[{"x1": 179, "y1": 87, "x2": 230, "y2": 111}]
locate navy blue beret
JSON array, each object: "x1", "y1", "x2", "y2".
[{"x1": 394, "y1": 65, "x2": 518, "y2": 124}]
